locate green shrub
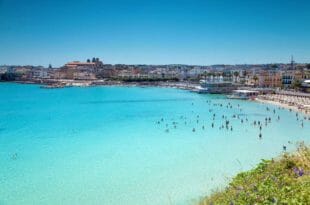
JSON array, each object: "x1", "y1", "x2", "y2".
[{"x1": 199, "y1": 143, "x2": 310, "y2": 205}]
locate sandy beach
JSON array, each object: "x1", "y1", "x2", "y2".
[{"x1": 256, "y1": 94, "x2": 310, "y2": 117}]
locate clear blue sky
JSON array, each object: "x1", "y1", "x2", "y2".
[{"x1": 0, "y1": 0, "x2": 310, "y2": 67}]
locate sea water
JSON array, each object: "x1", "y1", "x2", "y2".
[{"x1": 0, "y1": 83, "x2": 309, "y2": 205}]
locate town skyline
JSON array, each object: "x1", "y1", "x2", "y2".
[{"x1": 1, "y1": 55, "x2": 309, "y2": 68}]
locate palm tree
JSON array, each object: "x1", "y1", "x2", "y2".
[
  {"x1": 253, "y1": 75, "x2": 259, "y2": 87},
  {"x1": 233, "y1": 71, "x2": 239, "y2": 82}
]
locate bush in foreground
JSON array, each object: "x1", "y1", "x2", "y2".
[{"x1": 199, "y1": 143, "x2": 310, "y2": 205}]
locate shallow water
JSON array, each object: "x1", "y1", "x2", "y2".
[{"x1": 0, "y1": 83, "x2": 309, "y2": 205}]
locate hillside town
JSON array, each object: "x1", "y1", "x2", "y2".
[{"x1": 1, "y1": 57, "x2": 310, "y2": 93}]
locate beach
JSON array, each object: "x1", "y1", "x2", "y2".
[{"x1": 256, "y1": 93, "x2": 310, "y2": 117}]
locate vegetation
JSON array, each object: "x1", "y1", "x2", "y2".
[
  {"x1": 199, "y1": 143, "x2": 310, "y2": 205},
  {"x1": 233, "y1": 71, "x2": 239, "y2": 77},
  {"x1": 253, "y1": 75, "x2": 259, "y2": 86},
  {"x1": 0, "y1": 72, "x2": 20, "y2": 81},
  {"x1": 292, "y1": 80, "x2": 302, "y2": 90}
]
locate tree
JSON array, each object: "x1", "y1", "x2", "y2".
[
  {"x1": 202, "y1": 71, "x2": 208, "y2": 80},
  {"x1": 271, "y1": 64, "x2": 278, "y2": 69},
  {"x1": 292, "y1": 80, "x2": 302, "y2": 90},
  {"x1": 233, "y1": 71, "x2": 239, "y2": 83},
  {"x1": 242, "y1": 70, "x2": 248, "y2": 77},
  {"x1": 48, "y1": 64, "x2": 52, "y2": 69},
  {"x1": 253, "y1": 75, "x2": 259, "y2": 86},
  {"x1": 306, "y1": 64, "x2": 310, "y2": 69},
  {"x1": 87, "y1": 59, "x2": 91, "y2": 63},
  {"x1": 92, "y1": 57, "x2": 96, "y2": 63},
  {"x1": 0, "y1": 72, "x2": 18, "y2": 81}
]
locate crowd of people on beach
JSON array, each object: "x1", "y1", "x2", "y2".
[{"x1": 257, "y1": 94, "x2": 310, "y2": 115}]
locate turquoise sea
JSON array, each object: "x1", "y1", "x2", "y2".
[{"x1": 0, "y1": 83, "x2": 309, "y2": 205}]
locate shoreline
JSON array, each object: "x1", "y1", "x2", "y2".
[
  {"x1": 0, "y1": 79, "x2": 199, "y2": 91},
  {"x1": 2, "y1": 80, "x2": 310, "y2": 117},
  {"x1": 255, "y1": 96, "x2": 310, "y2": 117}
]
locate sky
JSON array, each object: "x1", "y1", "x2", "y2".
[{"x1": 0, "y1": 0, "x2": 310, "y2": 67}]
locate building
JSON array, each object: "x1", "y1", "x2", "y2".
[
  {"x1": 73, "y1": 71, "x2": 96, "y2": 80},
  {"x1": 32, "y1": 68, "x2": 49, "y2": 79},
  {"x1": 282, "y1": 71, "x2": 294, "y2": 88},
  {"x1": 281, "y1": 70, "x2": 304, "y2": 88},
  {"x1": 60, "y1": 59, "x2": 104, "y2": 79},
  {"x1": 64, "y1": 61, "x2": 96, "y2": 69},
  {"x1": 301, "y1": 79, "x2": 310, "y2": 93},
  {"x1": 258, "y1": 70, "x2": 282, "y2": 88},
  {"x1": 196, "y1": 75, "x2": 237, "y2": 94}
]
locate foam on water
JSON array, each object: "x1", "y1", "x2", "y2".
[{"x1": 0, "y1": 83, "x2": 309, "y2": 205}]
